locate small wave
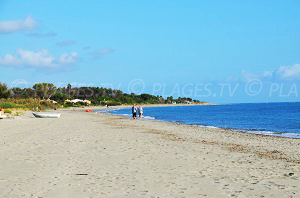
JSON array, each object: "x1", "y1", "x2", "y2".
[
  {"x1": 241, "y1": 130, "x2": 300, "y2": 138},
  {"x1": 197, "y1": 125, "x2": 219, "y2": 129},
  {"x1": 143, "y1": 116, "x2": 155, "y2": 120},
  {"x1": 279, "y1": 133, "x2": 300, "y2": 138},
  {"x1": 205, "y1": 126, "x2": 219, "y2": 129}
]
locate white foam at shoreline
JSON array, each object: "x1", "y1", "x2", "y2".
[{"x1": 97, "y1": 109, "x2": 300, "y2": 139}]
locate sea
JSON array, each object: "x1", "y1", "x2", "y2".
[{"x1": 96, "y1": 102, "x2": 300, "y2": 138}]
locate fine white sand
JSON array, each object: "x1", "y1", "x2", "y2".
[{"x1": 0, "y1": 109, "x2": 299, "y2": 197}]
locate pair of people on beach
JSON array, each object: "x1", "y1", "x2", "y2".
[{"x1": 132, "y1": 104, "x2": 143, "y2": 120}]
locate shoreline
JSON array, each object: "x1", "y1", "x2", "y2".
[
  {"x1": 96, "y1": 112, "x2": 300, "y2": 160},
  {"x1": 1, "y1": 109, "x2": 299, "y2": 197},
  {"x1": 93, "y1": 106, "x2": 300, "y2": 139}
]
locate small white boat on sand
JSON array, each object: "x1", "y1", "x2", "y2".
[
  {"x1": 0, "y1": 112, "x2": 7, "y2": 119},
  {"x1": 32, "y1": 112, "x2": 61, "y2": 118}
]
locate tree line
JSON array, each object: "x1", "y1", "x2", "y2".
[{"x1": 0, "y1": 82, "x2": 202, "y2": 106}]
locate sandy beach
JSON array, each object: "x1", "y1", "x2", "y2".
[{"x1": 0, "y1": 108, "x2": 299, "y2": 197}]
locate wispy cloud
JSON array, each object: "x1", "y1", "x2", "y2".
[
  {"x1": 277, "y1": 64, "x2": 300, "y2": 80},
  {"x1": 27, "y1": 32, "x2": 57, "y2": 38},
  {"x1": 240, "y1": 70, "x2": 260, "y2": 82},
  {"x1": 0, "y1": 49, "x2": 79, "y2": 71},
  {"x1": 92, "y1": 48, "x2": 115, "y2": 59},
  {"x1": 55, "y1": 40, "x2": 76, "y2": 47},
  {"x1": 0, "y1": 16, "x2": 38, "y2": 34},
  {"x1": 227, "y1": 64, "x2": 300, "y2": 82}
]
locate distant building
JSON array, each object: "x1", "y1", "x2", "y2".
[
  {"x1": 70, "y1": 99, "x2": 83, "y2": 103},
  {"x1": 183, "y1": 100, "x2": 194, "y2": 104},
  {"x1": 64, "y1": 99, "x2": 91, "y2": 105},
  {"x1": 83, "y1": 99, "x2": 91, "y2": 105}
]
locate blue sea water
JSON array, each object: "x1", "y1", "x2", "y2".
[{"x1": 97, "y1": 102, "x2": 300, "y2": 138}]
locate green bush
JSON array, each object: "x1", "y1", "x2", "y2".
[
  {"x1": 64, "y1": 102, "x2": 74, "y2": 107},
  {"x1": 106, "y1": 101, "x2": 122, "y2": 106},
  {"x1": 0, "y1": 99, "x2": 56, "y2": 110},
  {"x1": 4, "y1": 109, "x2": 12, "y2": 114},
  {"x1": 76, "y1": 102, "x2": 85, "y2": 106},
  {"x1": 14, "y1": 104, "x2": 26, "y2": 108},
  {"x1": 0, "y1": 102, "x2": 13, "y2": 108}
]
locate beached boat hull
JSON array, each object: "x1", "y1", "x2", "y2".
[
  {"x1": 0, "y1": 113, "x2": 7, "y2": 119},
  {"x1": 32, "y1": 112, "x2": 61, "y2": 118}
]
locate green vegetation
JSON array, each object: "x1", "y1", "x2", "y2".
[
  {"x1": 4, "y1": 109, "x2": 12, "y2": 114},
  {"x1": 0, "y1": 82, "x2": 205, "y2": 109},
  {"x1": 0, "y1": 83, "x2": 13, "y2": 99},
  {"x1": 16, "y1": 112, "x2": 23, "y2": 116},
  {"x1": 0, "y1": 98, "x2": 56, "y2": 110},
  {"x1": 32, "y1": 83, "x2": 56, "y2": 99}
]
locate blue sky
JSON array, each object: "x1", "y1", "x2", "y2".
[{"x1": 0, "y1": 0, "x2": 300, "y2": 103}]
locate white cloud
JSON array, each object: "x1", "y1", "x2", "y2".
[
  {"x1": 0, "y1": 49, "x2": 79, "y2": 71},
  {"x1": 58, "y1": 52, "x2": 79, "y2": 64},
  {"x1": 231, "y1": 64, "x2": 300, "y2": 82},
  {"x1": 240, "y1": 70, "x2": 259, "y2": 82},
  {"x1": 240, "y1": 70, "x2": 274, "y2": 81},
  {"x1": 0, "y1": 16, "x2": 38, "y2": 34},
  {"x1": 277, "y1": 64, "x2": 300, "y2": 80},
  {"x1": 263, "y1": 70, "x2": 273, "y2": 78}
]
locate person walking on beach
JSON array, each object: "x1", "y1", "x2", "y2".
[
  {"x1": 132, "y1": 104, "x2": 137, "y2": 119},
  {"x1": 138, "y1": 105, "x2": 143, "y2": 120}
]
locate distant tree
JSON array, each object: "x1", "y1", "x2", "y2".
[
  {"x1": 107, "y1": 88, "x2": 113, "y2": 96},
  {"x1": 32, "y1": 83, "x2": 56, "y2": 99},
  {"x1": 166, "y1": 96, "x2": 173, "y2": 104},
  {"x1": 177, "y1": 97, "x2": 182, "y2": 103},
  {"x1": 50, "y1": 92, "x2": 67, "y2": 103},
  {"x1": 0, "y1": 82, "x2": 13, "y2": 99},
  {"x1": 75, "y1": 87, "x2": 94, "y2": 99},
  {"x1": 67, "y1": 84, "x2": 71, "y2": 99},
  {"x1": 11, "y1": 88, "x2": 22, "y2": 98},
  {"x1": 1, "y1": 82, "x2": 203, "y2": 107},
  {"x1": 113, "y1": 90, "x2": 123, "y2": 98},
  {"x1": 159, "y1": 96, "x2": 164, "y2": 103},
  {"x1": 22, "y1": 88, "x2": 36, "y2": 99}
]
